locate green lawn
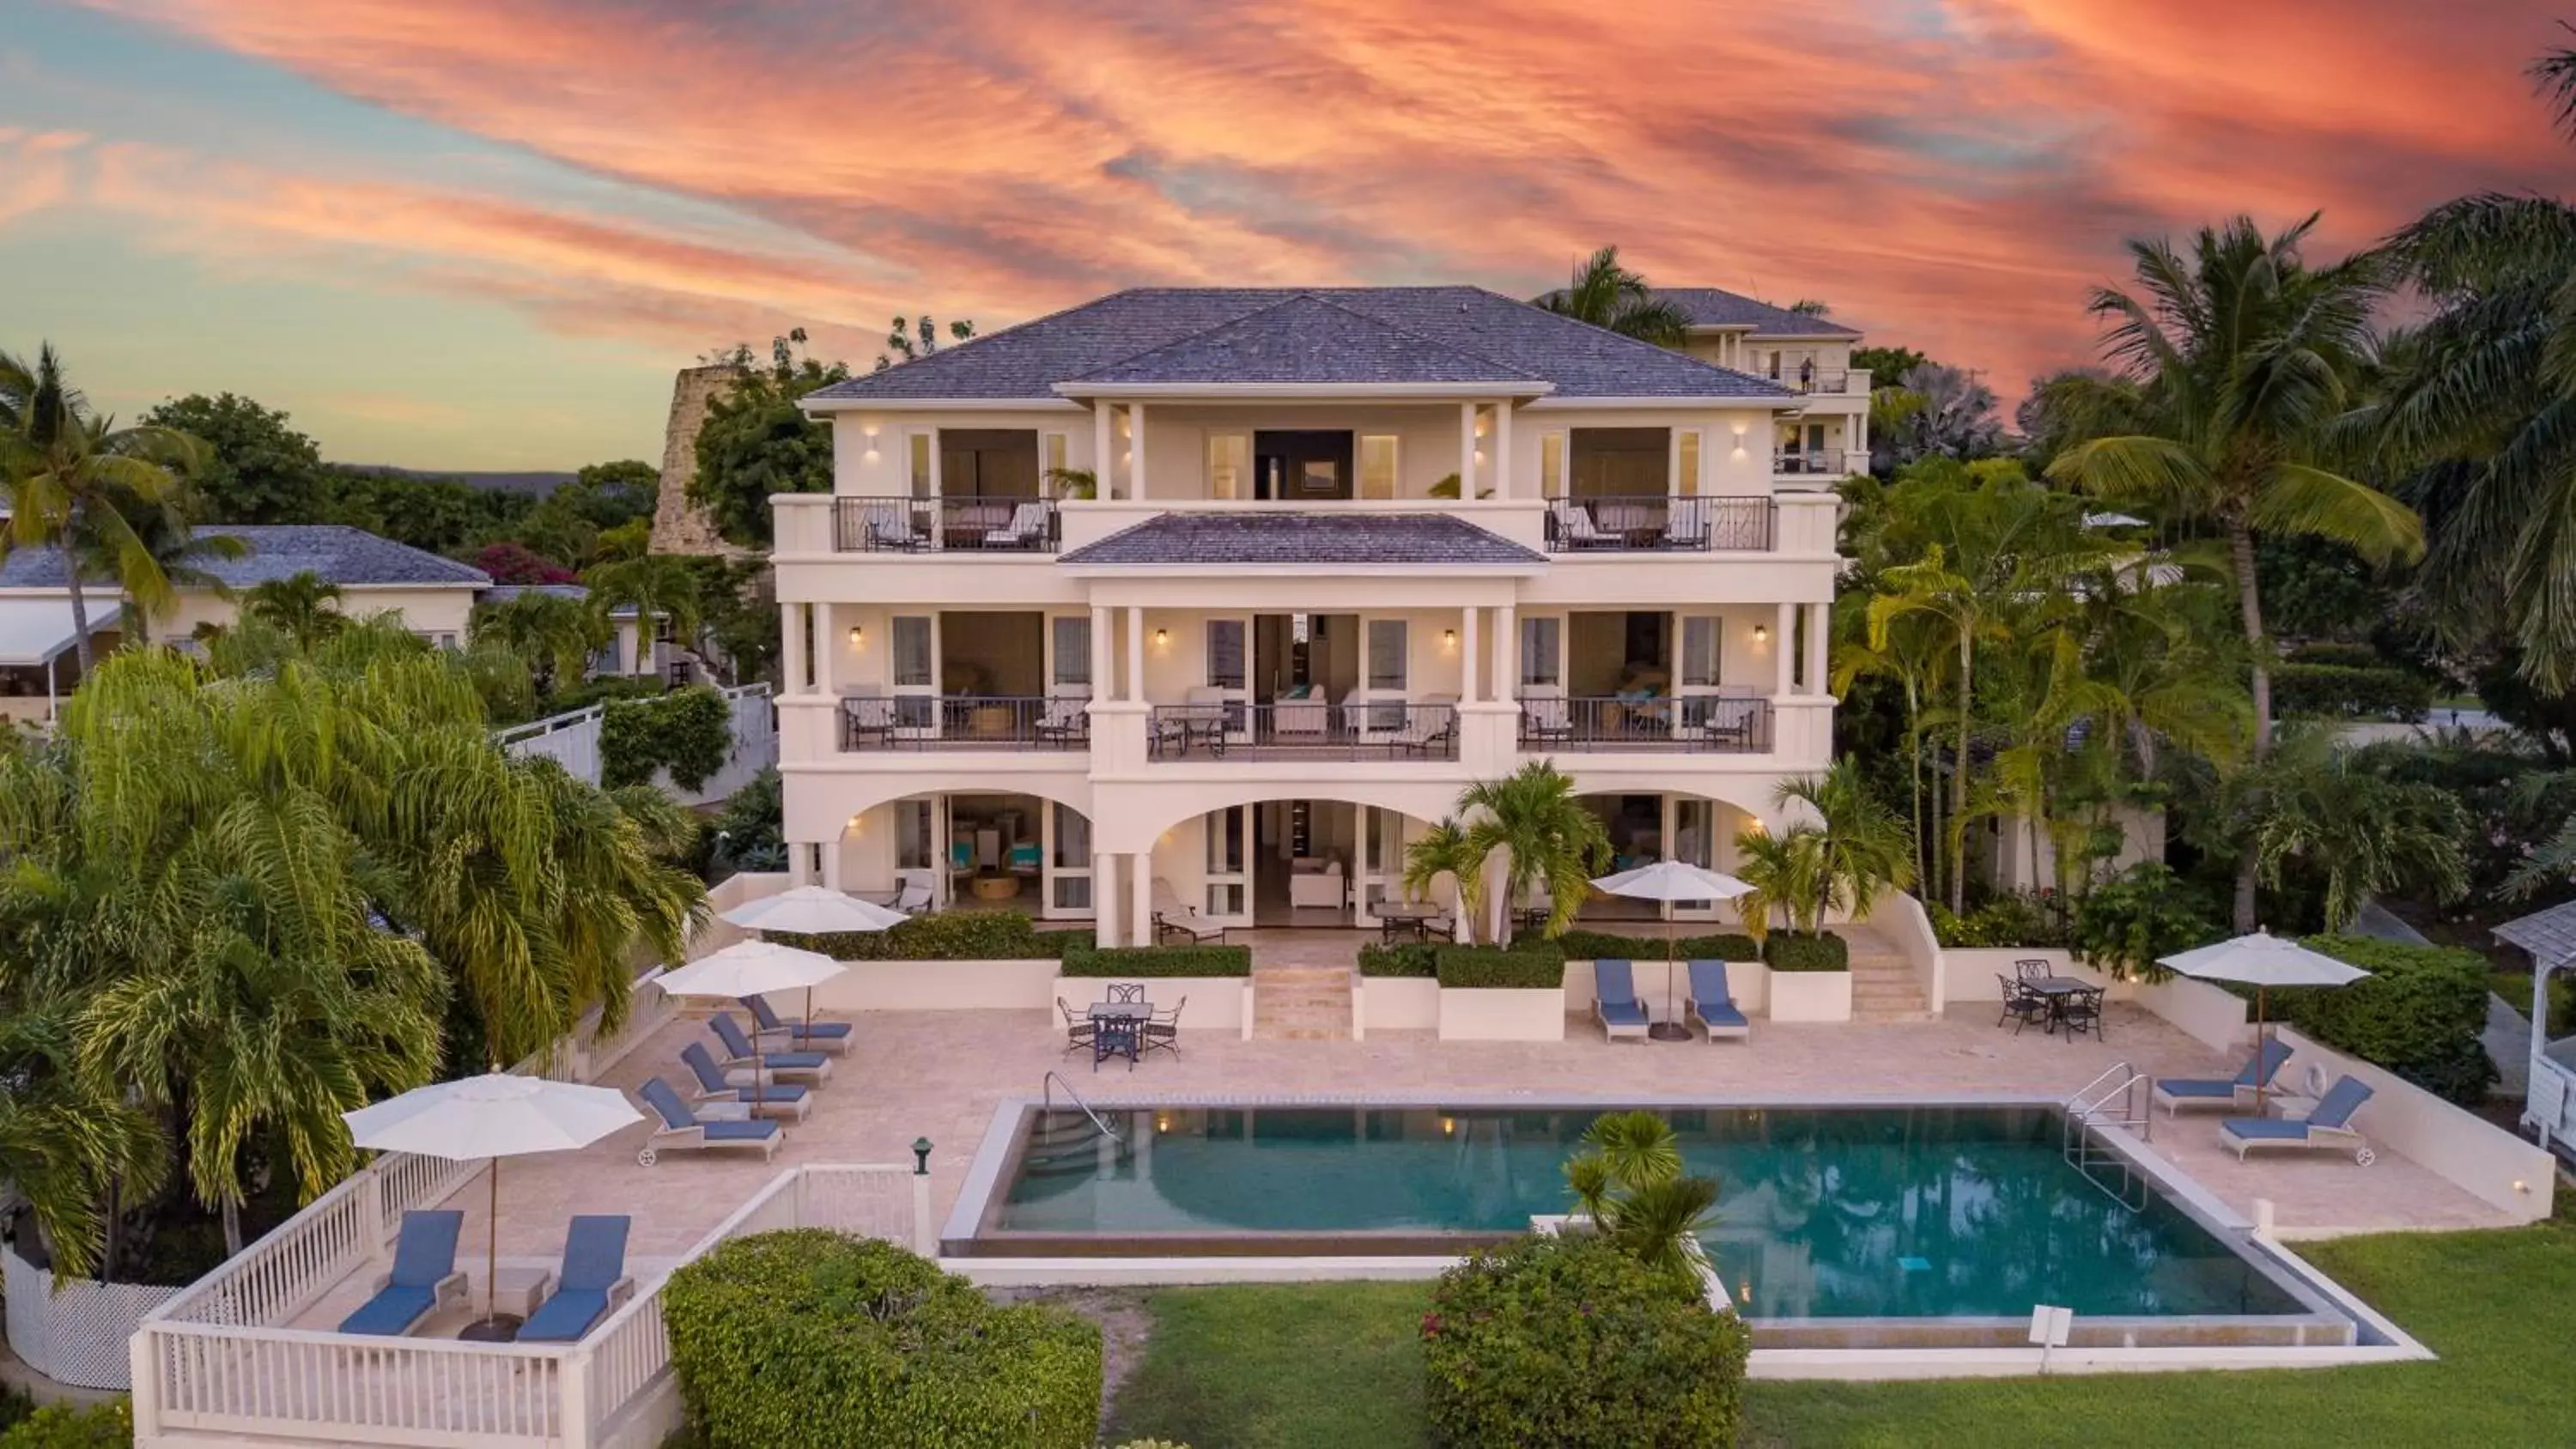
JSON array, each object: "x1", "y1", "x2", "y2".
[{"x1": 1100, "y1": 1218, "x2": 2576, "y2": 1448}]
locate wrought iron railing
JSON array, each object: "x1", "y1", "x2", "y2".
[
  {"x1": 1542, "y1": 496, "x2": 1774, "y2": 552},
  {"x1": 1773, "y1": 448, "x2": 1849, "y2": 477},
  {"x1": 1146, "y1": 700, "x2": 1459, "y2": 761},
  {"x1": 1516, "y1": 695, "x2": 1771, "y2": 752},
  {"x1": 831, "y1": 497, "x2": 1060, "y2": 553},
  {"x1": 839, "y1": 694, "x2": 1090, "y2": 750},
  {"x1": 1770, "y1": 367, "x2": 1852, "y2": 394}
]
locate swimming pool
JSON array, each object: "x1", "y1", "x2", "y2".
[{"x1": 956, "y1": 1099, "x2": 2348, "y2": 1333}]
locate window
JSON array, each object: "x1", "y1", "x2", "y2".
[
  {"x1": 1519, "y1": 615, "x2": 1561, "y2": 688},
  {"x1": 1052, "y1": 803, "x2": 1091, "y2": 866},
  {"x1": 1677, "y1": 431, "x2": 1701, "y2": 497},
  {"x1": 1206, "y1": 433, "x2": 1248, "y2": 500},
  {"x1": 1043, "y1": 433, "x2": 1068, "y2": 493},
  {"x1": 1051, "y1": 615, "x2": 1091, "y2": 688},
  {"x1": 1206, "y1": 619, "x2": 1246, "y2": 689},
  {"x1": 908, "y1": 433, "x2": 933, "y2": 498},
  {"x1": 1540, "y1": 433, "x2": 1565, "y2": 498},
  {"x1": 892, "y1": 616, "x2": 933, "y2": 687},
  {"x1": 1367, "y1": 619, "x2": 1407, "y2": 690},
  {"x1": 1206, "y1": 807, "x2": 1245, "y2": 873},
  {"x1": 939, "y1": 429, "x2": 1040, "y2": 498},
  {"x1": 895, "y1": 799, "x2": 935, "y2": 870},
  {"x1": 1359, "y1": 434, "x2": 1399, "y2": 500},
  {"x1": 1680, "y1": 616, "x2": 1718, "y2": 688}
]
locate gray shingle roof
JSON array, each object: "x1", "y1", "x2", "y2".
[
  {"x1": 1658, "y1": 288, "x2": 1862, "y2": 336},
  {"x1": 1071, "y1": 294, "x2": 1540, "y2": 388},
  {"x1": 2497, "y1": 900, "x2": 2576, "y2": 967},
  {"x1": 1060, "y1": 512, "x2": 1545, "y2": 568},
  {"x1": 806, "y1": 288, "x2": 1790, "y2": 403},
  {"x1": 0, "y1": 524, "x2": 489, "y2": 590}
]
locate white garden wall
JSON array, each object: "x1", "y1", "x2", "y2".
[
  {"x1": 1438, "y1": 987, "x2": 1566, "y2": 1040},
  {"x1": 1766, "y1": 971, "x2": 1853, "y2": 1022},
  {"x1": 2272, "y1": 1027, "x2": 2555, "y2": 1223},
  {"x1": 1352, "y1": 976, "x2": 1440, "y2": 1038}
]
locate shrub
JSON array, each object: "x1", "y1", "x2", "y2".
[
  {"x1": 1060, "y1": 944, "x2": 1252, "y2": 978},
  {"x1": 2290, "y1": 936, "x2": 2499, "y2": 1104},
  {"x1": 2071, "y1": 863, "x2": 2221, "y2": 980},
  {"x1": 2271, "y1": 662, "x2": 2433, "y2": 722},
  {"x1": 1435, "y1": 943, "x2": 1565, "y2": 988},
  {"x1": 2284, "y1": 640, "x2": 2385, "y2": 670},
  {"x1": 1763, "y1": 931, "x2": 1848, "y2": 971},
  {"x1": 663, "y1": 1230, "x2": 1100, "y2": 1449},
  {"x1": 0, "y1": 1400, "x2": 132, "y2": 1449},
  {"x1": 602, "y1": 685, "x2": 734, "y2": 790},
  {"x1": 1552, "y1": 930, "x2": 1758, "y2": 963},
  {"x1": 775, "y1": 912, "x2": 1078, "y2": 961},
  {"x1": 1358, "y1": 943, "x2": 1437, "y2": 977},
  {"x1": 1422, "y1": 1233, "x2": 1748, "y2": 1448},
  {"x1": 1929, "y1": 892, "x2": 2071, "y2": 948}
]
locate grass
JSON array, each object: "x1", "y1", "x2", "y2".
[{"x1": 1097, "y1": 1214, "x2": 2576, "y2": 1449}]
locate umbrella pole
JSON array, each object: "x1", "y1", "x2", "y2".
[
  {"x1": 1649, "y1": 906, "x2": 1690, "y2": 1041},
  {"x1": 2254, "y1": 985, "x2": 2269, "y2": 1118},
  {"x1": 487, "y1": 1158, "x2": 499, "y2": 1320}
]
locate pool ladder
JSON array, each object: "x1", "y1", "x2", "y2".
[
  {"x1": 1042, "y1": 1071, "x2": 1122, "y2": 1143},
  {"x1": 2063, "y1": 1062, "x2": 2153, "y2": 1214}
]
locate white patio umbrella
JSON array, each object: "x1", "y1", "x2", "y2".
[
  {"x1": 714, "y1": 888, "x2": 899, "y2": 1044},
  {"x1": 343, "y1": 1074, "x2": 641, "y2": 1338},
  {"x1": 2158, "y1": 931, "x2": 2366, "y2": 1114},
  {"x1": 658, "y1": 939, "x2": 846, "y2": 1088},
  {"x1": 1591, "y1": 860, "x2": 1753, "y2": 1042}
]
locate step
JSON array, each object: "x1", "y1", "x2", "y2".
[{"x1": 1252, "y1": 967, "x2": 1355, "y2": 1041}]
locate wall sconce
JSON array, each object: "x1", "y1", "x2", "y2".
[
  {"x1": 1474, "y1": 416, "x2": 1489, "y2": 439},
  {"x1": 848, "y1": 625, "x2": 865, "y2": 646},
  {"x1": 1443, "y1": 628, "x2": 1458, "y2": 648},
  {"x1": 1154, "y1": 628, "x2": 1170, "y2": 646},
  {"x1": 1731, "y1": 421, "x2": 1748, "y2": 438},
  {"x1": 1440, "y1": 1116, "x2": 1455, "y2": 1137},
  {"x1": 1752, "y1": 624, "x2": 1768, "y2": 643},
  {"x1": 1744, "y1": 816, "x2": 1768, "y2": 836}
]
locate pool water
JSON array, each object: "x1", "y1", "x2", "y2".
[{"x1": 993, "y1": 1104, "x2": 2303, "y2": 1319}]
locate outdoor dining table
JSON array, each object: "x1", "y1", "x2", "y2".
[
  {"x1": 1376, "y1": 904, "x2": 1442, "y2": 944},
  {"x1": 1155, "y1": 706, "x2": 1230, "y2": 756},
  {"x1": 2021, "y1": 977, "x2": 2099, "y2": 1034},
  {"x1": 1088, "y1": 1001, "x2": 1151, "y2": 1070}
]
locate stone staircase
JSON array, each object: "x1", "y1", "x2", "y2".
[
  {"x1": 1844, "y1": 929, "x2": 1931, "y2": 1022},
  {"x1": 1253, "y1": 966, "x2": 1355, "y2": 1040}
]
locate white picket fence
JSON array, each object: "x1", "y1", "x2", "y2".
[{"x1": 494, "y1": 682, "x2": 775, "y2": 808}]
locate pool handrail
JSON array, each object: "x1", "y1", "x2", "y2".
[{"x1": 1042, "y1": 1070, "x2": 1122, "y2": 1143}]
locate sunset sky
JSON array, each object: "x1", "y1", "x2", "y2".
[{"x1": 6, "y1": 1, "x2": 2572, "y2": 470}]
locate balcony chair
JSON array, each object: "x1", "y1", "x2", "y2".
[
  {"x1": 1150, "y1": 877, "x2": 1228, "y2": 943},
  {"x1": 1685, "y1": 960, "x2": 1751, "y2": 1043},
  {"x1": 337, "y1": 1210, "x2": 469, "y2": 1336},
  {"x1": 635, "y1": 1076, "x2": 782, "y2": 1167},
  {"x1": 515, "y1": 1216, "x2": 635, "y2": 1344},
  {"x1": 677, "y1": 1041, "x2": 812, "y2": 1120},
  {"x1": 706, "y1": 1014, "x2": 835, "y2": 1084},
  {"x1": 1558, "y1": 503, "x2": 1619, "y2": 550},
  {"x1": 839, "y1": 686, "x2": 897, "y2": 748},
  {"x1": 984, "y1": 500, "x2": 1054, "y2": 551},
  {"x1": 1034, "y1": 692, "x2": 1090, "y2": 746},
  {"x1": 1394, "y1": 694, "x2": 1459, "y2": 755},
  {"x1": 1520, "y1": 686, "x2": 1573, "y2": 744},
  {"x1": 863, "y1": 504, "x2": 926, "y2": 552},
  {"x1": 1057, "y1": 997, "x2": 1097, "y2": 1056},
  {"x1": 1661, "y1": 501, "x2": 1709, "y2": 549},
  {"x1": 1590, "y1": 960, "x2": 1649, "y2": 1043}
]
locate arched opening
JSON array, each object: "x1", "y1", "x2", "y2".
[
  {"x1": 830, "y1": 787, "x2": 1098, "y2": 924},
  {"x1": 1561, "y1": 788, "x2": 1765, "y2": 929},
  {"x1": 1142, "y1": 797, "x2": 1449, "y2": 935}
]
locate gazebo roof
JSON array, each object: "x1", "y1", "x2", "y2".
[{"x1": 2494, "y1": 899, "x2": 2576, "y2": 970}]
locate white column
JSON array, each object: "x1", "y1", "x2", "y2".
[
  {"x1": 1127, "y1": 607, "x2": 1145, "y2": 703},
  {"x1": 1806, "y1": 603, "x2": 1830, "y2": 695},
  {"x1": 789, "y1": 840, "x2": 815, "y2": 888},
  {"x1": 926, "y1": 428, "x2": 945, "y2": 552},
  {"x1": 1459, "y1": 402, "x2": 1477, "y2": 498},
  {"x1": 1495, "y1": 604, "x2": 1516, "y2": 704},
  {"x1": 1094, "y1": 852, "x2": 1119, "y2": 943},
  {"x1": 1492, "y1": 403, "x2": 1513, "y2": 501},
  {"x1": 813, "y1": 602, "x2": 835, "y2": 694},
  {"x1": 781, "y1": 603, "x2": 806, "y2": 694},
  {"x1": 821, "y1": 833, "x2": 842, "y2": 890},
  {"x1": 1774, "y1": 603, "x2": 1795, "y2": 695},
  {"x1": 1130, "y1": 853, "x2": 1154, "y2": 948},
  {"x1": 1461, "y1": 605, "x2": 1480, "y2": 703},
  {"x1": 1131, "y1": 404, "x2": 1147, "y2": 500},
  {"x1": 1090, "y1": 606, "x2": 1111, "y2": 697},
  {"x1": 1093, "y1": 404, "x2": 1114, "y2": 499}
]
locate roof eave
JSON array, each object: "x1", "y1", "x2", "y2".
[
  {"x1": 1053, "y1": 381, "x2": 1554, "y2": 400},
  {"x1": 1522, "y1": 394, "x2": 1793, "y2": 409},
  {"x1": 1058, "y1": 561, "x2": 1546, "y2": 578},
  {"x1": 802, "y1": 395, "x2": 1089, "y2": 415}
]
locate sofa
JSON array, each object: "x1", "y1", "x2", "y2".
[
  {"x1": 1289, "y1": 857, "x2": 1347, "y2": 910},
  {"x1": 1273, "y1": 683, "x2": 1334, "y2": 735}
]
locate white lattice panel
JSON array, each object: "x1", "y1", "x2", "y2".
[{"x1": 4, "y1": 1241, "x2": 178, "y2": 1389}]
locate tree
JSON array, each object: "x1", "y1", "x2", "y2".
[
  {"x1": 2044, "y1": 216, "x2": 2421, "y2": 929},
  {"x1": 1532, "y1": 246, "x2": 1690, "y2": 346},
  {"x1": 690, "y1": 331, "x2": 850, "y2": 547},
  {"x1": 1777, "y1": 759, "x2": 1917, "y2": 924},
  {"x1": 1732, "y1": 823, "x2": 1830, "y2": 941},
  {"x1": 70, "y1": 478, "x2": 246, "y2": 645},
  {"x1": 1869, "y1": 362, "x2": 2002, "y2": 473},
  {"x1": 471, "y1": 589, "x2": 606, "y2": 691},
  {"x1": 2234, "y1": 728, "x2": 2470, "y2": 931},
  {"x1": 1562, "y1": 1111, "x2": 1718, "y2": 1285},
  {"x1": 583, "y1": 554, "x2": 703, "y2": 662},
  {"x1": 1457, "y1": 761, "x2": 1613, "y2": 943},
  {"x1": 0, "y1": 997, "x2": 166, "y2": 1280},
  {"x1": 318, "y1": 468, "x2": 532, "y2": 555},
  {"x1": 875, "y1": 314, "x2": 976, "y2": 373},
  {"x1": 475, "y1": 541, "x2": 579, "y2": 585},
  {"x1": 139, "y1": 393, "x2": 325, "y2": 524},
  {"x1": 1401, "y1": 819, "x2": 1485, "y2": 942},
  {"x1": 240, "y1": 570, "x2": 345, "y2": 649},
  {"x1": 0, "y1": 344, "x2": 208, "y2": 674}
]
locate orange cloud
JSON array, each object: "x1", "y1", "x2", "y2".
[{"x1": 62, "y1": 0, "x2": 2576, "y2": 394}]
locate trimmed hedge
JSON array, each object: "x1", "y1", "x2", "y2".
[
  {"x1": 774, "y1": 912, "x2": 1086, "y2": 961},
  {"x1": 2289, "y1": 935, "x2": 2498, "y2": 1104},
  {"x1": 664, "y1": 1230, "x2": 1100, "y2": 1449},
  {"x1": 1434, "y1": 943, "x2": 1566, "y2": 989},
  {"x1": 1359, "y1": 943, "x2": 1438, "y2": 977},
  {"x1": 1764, "y1": 931, "x2": 1850, "y2": 972},
  {"x1": 602, "y1": 684, "x2": 733, "y2": 790},
  {"x1": 1060, "y1": 944, "x2": 1253, "y2": 978},
  {"x1": 1929, "y1": 893, "x2": 2073, "y2": 949},
  {"x1": 2272, "y1": 662, "x2": 2433, "y2": 722},
  {"x1": 1422, "y1": 1233, "x2": 1748, "y2": 1448},
  {"x1": 0, "y1": 1400, "x2": 132, "y2": 1449},
  {"x1": 1552, "y1": 930, "x2": 1759, "y2": 963}
]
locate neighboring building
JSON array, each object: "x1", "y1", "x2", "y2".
[
  {"x1": 1660, "y1": 289, "x2": 1870, "y2": 480},
  {"x1": 0, "y1": 524, "x2": 489, "y2": 720},
  {"x1": 477, "y1": 583, "x2": 702, "y2": 683},
  {"x1": 770, "y1": 286, "x2": 1859, "y2": 941}
]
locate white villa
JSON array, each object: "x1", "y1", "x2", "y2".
[{"x1": 770, "y1": 286, "x2": 1867, "y2": 941}]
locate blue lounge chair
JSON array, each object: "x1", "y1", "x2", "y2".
[
  {"x1": 744, "y1": 992, "x2": 853, "y2": 1054},
  {"x1": 679, "y1": 1041, "x2": 811, "y2": 1120},
  {"x1": 1684, "y1": 960, "x2": 1751, "y2": 1043},
  {"x1": 707, "y1": 1013, "x2": 833, "y2": 1084},
  {"x1": 2221, "y1": 1075, "x2": 2378, "y2": 1165},
  {"x1": 517, "y1": 1216, "x2": 635, "y2": 1343},
  {"x1": 2154, "y1": 1038, "x2": 2293, "y2": 1119},
  {"x1": 337, "y1": 1210, "x2": 468, "y2": 1336},
  {"x1": 636, "y1": 1076, "x2": 782, "y2": 1167},
  {"x1": 1592, "y1": 960, "x2": 1649, "y2": 1043}
]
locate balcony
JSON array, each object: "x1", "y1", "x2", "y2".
[
  {"x1": 832, "y1": 497, "x2": 1060, "y2": 553},
  {"x1": 840, "y1": 694, "x2": 1089, "y2": 750},
  {"x1": 1518, "y1": 694, "x2": 1771, "y2": 753},
  {"x1": 1542, "y1": 496, "x2": 1774, "y2": 553},
  {"x1": 1147, "y1": 700, "x2": 1459, "y2": 761},
  {"x1": 1773, "y1": 448, "x2": 1850, "y2": 478}
]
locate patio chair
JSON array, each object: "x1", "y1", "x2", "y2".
[
  {"x1": 1996, "y1": 973, "x2": 2049, "y2": 1034},
  {"x1": 2220, "y1": 1075, "x2": 2378, "y2": 1165},
  {"x1": 1033, "y1": 692, "x2": 1090, "y2": 746},
  {"x1": 707, "y1": 1014, "x2": 835, "y2": 1084},
  {"x1": 337, "y1": 1210, "x2": 469, "y2": 1336},
  {"x1": 2154, "y1": 1038, "x2": 2293, "y2": 1119},
  {"x1": 863, "y1": 503, "x2": 925, "y2": 552},
  {"x1": 1591, "y1": 960, "x2": 1650, "y2": 1043},
  {"x1": 2014, "y1": 959, "x2": 2052, "y2": 982},
  {"x1": 744, "y1": 993, "x2": 854, "y2": 1053},
  {"x1": 2057, "y1": 986, "x2": 2105, "y2": 1042},
  {"x1": 516, "y1": 1216, "x2": 635, "y2": 1343},
  {"x1": 984, "y1": 500, "x2": 1054, "y2": 551},
  {"x1": 1057, "y1": 997, "x2": 1097, "y2": 1057},
  {"x1": 1519, "y1": 687, "x2": 1573, "y2": 745},
  {"x1": 1661, "y1": 500, "x2": 1710, "y2": 549},
  {"x1": 1684, "y1": 959, "x2": 1750, "y2": 1043},
  {"x1": 1151, "y1": 878, "x2": 1228, "y2": 944},
  {"x1": 1558, "y1": 502, "x2": 1619, "y2": 550},
  {"x1": 635, "y1": 1076, "x2": 782, "y2": 1167},
  {"x1": 1145, "y1": 996, "x2": 1186, "y2": 1058},
  {"x1": 1106, "y1": 982, "x2": 1146, "y2": 1004},
  {"x1": 892, "y1": 878, "x2": 933, "y2": 914},
  {"x1": 678, "y1": 1041, "x2": 813, "y2": 1120},
  {"x1": 1394, "y1": 696, "x2": 1458, "y2": 756}
]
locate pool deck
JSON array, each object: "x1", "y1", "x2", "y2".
[{"x1": 292, "y1": 998, "x2": 2515, "y2": 1331}]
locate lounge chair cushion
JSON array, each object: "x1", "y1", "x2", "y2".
[
  {"x1": 518, "y1": 1287, "x2": 611, "y2": 1343},
  {"x1": 1597, "y1": 999, "x2": 1649, "y2": 1028},
  {"x1": 748, "y1": 1049, "x2": 829, "y2": 1070},
  {"x1": 557, "y1": 1216, "x2": 629, "y2": 1293},
  {"x1": 387, "y1": 1210, "x2": 464, "y2": 1288},
  {"x1": 701, "y1": 1119, "x2": 779, "y2": 1142},
  {"x1": 681, "y1": 1043, "x2": 809, "y2": 1103},
  {"x1": 1694, "y1": 999, "x2": 1750, "y2": 1029},
  {"x1": 338, "y1": 1283, "x2": 437, "y2": 1336},
  {"x1": 746, "y1": 997, "x2": 853, "y2": 1040},
  {"x1": 2221, "y1": 1118, "x2": 2318, "y2": 1142},
  {"x1": 640, "y1": 1076, "x2": 695, "y2": 1129},
  {"x1": 1686, "y1": 961, "x2": 1747, "y2": 1027},
  {"x1": 2307, "y1": 1076, "x2": 2375, "y2": 1129},
  {"x1": 2156, "y1": 1078, "x2": 2240, "y2": 1100}
]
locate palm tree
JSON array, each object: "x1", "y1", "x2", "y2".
[
  {"x1": 240, "y1": 570, "x2": 345, "y2": 650},
  {"x1": 1457, "y1": 761, "x2": 1613, "y2": 943},
  {"x1": 1562, "y1": 1111, "x2": 1718, "y2": 1285},
  {"x1": 471, "y1": 589, "x2": 607, "y2": 692},
  {"x1": 2234, "y1": 728, "x2": 2470, "y2": 931},
  {"x1": 1777, "y1": 760, "x2": 1917, "y2": 925},
  {"x1": 1533, "y1": 246, "x2": 1690, "y2": 346},
  {"x1": 0, "y1": 345, "x2": 207, "y2": 674},
  {"x1": 1401, "y1": 819, "x2": 1485, "y2": 944},
  {"x1": 0, "y1": 1001, "x2": 167, "y2": 1280},
  {"x1": 1731, "y1": 823, "x2": 1829, "y2": 943},
  {"x1": 583, "y1": 554, "x2": 703, "y2": 671},
  {"x1": 86, "y1": 498, "x2": 246, "y2": 645}
]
